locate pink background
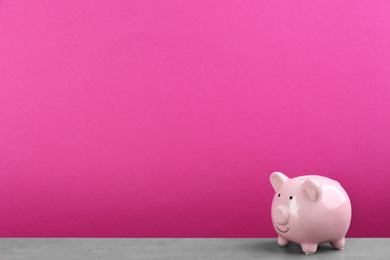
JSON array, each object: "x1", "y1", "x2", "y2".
[{"x1": 1, "y1": 0, "x2": 389, "y2": 237}]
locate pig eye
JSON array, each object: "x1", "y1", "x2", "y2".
[
  {"x1": 278, "y1": 194, "x2": 280, "y2": 197},
  {"x1": 289, "y1": 196, "x2": 293, "y2": 200}
]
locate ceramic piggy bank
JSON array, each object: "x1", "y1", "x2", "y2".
[{"x1": 270, "y1": 172, "x2": 351, "y2": 254}]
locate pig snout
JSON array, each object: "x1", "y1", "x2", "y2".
[{"x1": 273, "y1": 206, "x2": 290, "y2": 225}]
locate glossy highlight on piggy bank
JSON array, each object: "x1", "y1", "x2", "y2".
[{"x1": 270, "y1": 172, "x2": 352, "y2": 254}]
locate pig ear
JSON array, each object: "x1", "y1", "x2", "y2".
[
  {"x1": 270, "y1": 172, "x2": 289, "y2": 191},
  {"x1": 301, "y1": 179, "x2": 321, "y2": 201}
]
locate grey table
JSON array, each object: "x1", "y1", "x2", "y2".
[{"x1": 0, "y1": 238, "x2": 388, "y2": 260}]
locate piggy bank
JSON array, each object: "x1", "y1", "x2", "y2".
[{"x1": 270, "y1": 172, "x2": 351, "y2": 254}]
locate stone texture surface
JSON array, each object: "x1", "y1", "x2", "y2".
[{"x1": 0, "y1": 238, "x2": 388, "y2": 260}]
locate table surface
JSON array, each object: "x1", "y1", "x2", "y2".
[{"x1": 0, "y1": 238, "x2": 388, "y2": 260}]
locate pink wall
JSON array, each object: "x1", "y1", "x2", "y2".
[{"x1": 0, "y1": 0, "x2": 389, "y2": 237}]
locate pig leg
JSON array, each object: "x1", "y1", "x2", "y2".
[
  {"x1": 278, "y1": 236, "x2": 291, "y2": 247},
  {"x1": 330, "y1": 238, "x2": 345, "y2": 250},
  {"x1": 301, "y1": 243, "x2": 318, "y2": 254}
]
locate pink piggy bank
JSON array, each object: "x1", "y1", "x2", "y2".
[{"x1": 270, "y1": 172, "x2": 352, "y2": 254}]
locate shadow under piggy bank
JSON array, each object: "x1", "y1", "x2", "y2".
[{"x1": 239, "y1": 239, "x2": 345, "y2": 257}]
